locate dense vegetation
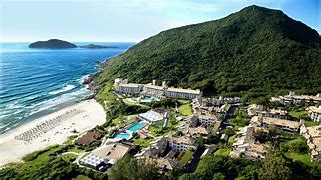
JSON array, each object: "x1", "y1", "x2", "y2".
[
  {"x1": 95, "y1": 5, "x2": 321, "y2": 97},
  {"x1": 0, "y1": 145, "x2": 107, "y2": 180},
  {"x1": 179, "y1": 152, "x2": 321, "y2": 180},
  {"x1": 109, "y1": 156, "x2": 162, "y2": 180}
]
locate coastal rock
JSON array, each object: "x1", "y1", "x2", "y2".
[
  {"x1": 29, "y1": 39, "x2": 77, "y2": 48},
  {"x1": 83, "y1": 74, "x2": 95, "y2": 84},
  {"x1": 95, "y1": 61, "x2": 108, "y2": 69}
]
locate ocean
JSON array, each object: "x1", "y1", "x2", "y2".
[{"x1": 0, "y1": 42, "x2": 134, "y2": 134}]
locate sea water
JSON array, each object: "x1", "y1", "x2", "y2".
[{"x1": 0, "y1": 42, "x2": 134, "y2": 134}]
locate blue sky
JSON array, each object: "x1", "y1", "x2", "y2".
[{"x1": 1, "y1": 0, "x2": 320, "y2": 42}]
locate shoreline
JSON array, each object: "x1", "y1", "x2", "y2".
[{"x1": 0, "y1": 99, "x2": 106, "y2": 167}]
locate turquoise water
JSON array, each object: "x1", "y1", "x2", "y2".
[
  {"x1": 126, "y1": 121, "x2": 145, "y2": 132},
  {"x1": 114, "y1": 133, "x2": 130, "y2": 139},
  {"x1": 0, "y1": 42, "x2": 134, "y2": 134},
  {"x1": 140, "y1": 97, "x2": 160, "y2": 103}
]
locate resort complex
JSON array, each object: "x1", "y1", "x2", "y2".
[
  {"x1": 271, "y1": 91, "x2": 321, "y2": 105},
  {"x1": 115, "y1": 78, "x2": 202, "y2": 99}
]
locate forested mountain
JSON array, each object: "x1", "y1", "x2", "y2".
[{"x1": 95, "y1": 5, "x2": 321, "y2": 97}]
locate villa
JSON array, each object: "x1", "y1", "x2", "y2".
[
  {"x1": 247, "y1": 104, "x2": 264, "y2": 117},
  {"x1": 147, "y1": 137, "x2": 169, "y2": 158},
  {"x1": 307, "y1": 106, "x2": 321, "y2": 122},
  {"x1": 261, "y1": 117, "x2": 301, "y2": 132},
  {"x1": 271, "y1": 91, "x2": 321, "y2": 105},
  {"x1": 115, "y1": 79, "x2": 202, "y2": 99},
  {"x1": 261, "y1": 109, "x2": 289, "y2": 119},
  {"x1": 114, "y1": 79, "x2": 142, "y2": 95},
  {"x1": 91, "y1": 142, "x2": 134, "y2": 165},
  {"x1": 168, "y1": 135, "x2": 196, "y2": 152},
  {"x1": 75, "y1": 131, "x2": 102, "y2": 146},
  {"x1": 230, "y1": 125, "x2": 267, "y2": 159},
  {"x1": 300, "y1": 125, "x2": 321, "y2": 162},
  {"x1": 189, "y1": 114, "x2": 219, "y2": 127}
]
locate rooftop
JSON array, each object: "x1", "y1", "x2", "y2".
[
  {"x1": 169, "y1": 135, "x2": 195, "y2": 145},
  {"x1": 167, "y1": 87, "x2": 201, "y2": 95},
  {"x1": 138, "y1": 110, "x2": 164, "y2": 122},
  {"x1": 92, "y1": 143, "x2": 131, "y2": 161},
  {"x1": 118, "y1": 83, "x2": 141, "y2": 88},
  {"x1": 306, "y1": 126, "x2": 321, "y2": 151},
  {"x1": 75, "y1": 131, "x2": 101, "y2": 146},
  {"x1": 308, "y1": 106, "x2": 321, "y2": 113},
  {"x1": 263, "y1": 117, "x2": 300, "y2": 129},
  {"x1": 144, "y1": 83, "x2": 165, "y2": 90}
]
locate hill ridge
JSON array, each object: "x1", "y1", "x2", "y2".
[{"x1": 94, "y1": 5, "x2": 321, "y2": 97}]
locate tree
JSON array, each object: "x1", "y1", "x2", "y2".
[
  {"x1": 212, "y1": 172, "x2": 225, "y2": 180},
  {"x1": 109, "y1": 156, "x2": 161, "y2": 180},
  {"x1": 258, "y1": 152, "x2": 292, "y2": 180}
]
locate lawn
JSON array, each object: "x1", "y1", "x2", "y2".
[
  {"x1": 133, "y1": 138, "x2": 152, "y2": 148},
  {"x1": 214, "y1": 148, "x2": 231, "y2": 156},
  {"x1": 178, "y1": 104, "x2": 193, "y2": 116},
  {"x1": 179, "y1": 150, "x2": 194, "y2": 165},
  {"x1": 228, "y1": 135, "x2": 235, "y2": 145},
  {"x1": 304, "y1": 120, "x2": 320, "y2": 127},
  {"x1": 284, "y1": 152, "x2": 321, "y2": 168},
  {"x1": 288, "y1": 111, "x2": 306, "y2": 119},
  {"x1": 224, "y1": 104, "x2": 231, "y2": 112}
]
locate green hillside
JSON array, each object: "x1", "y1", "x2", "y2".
[{"x1": 94, "y1": 5, "x2": 321, "y2": 97}]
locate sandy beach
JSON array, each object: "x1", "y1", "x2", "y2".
[{"x1": 0, "y1": 99, "x2": 106, "y2": 167}]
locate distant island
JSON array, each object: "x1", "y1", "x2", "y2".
[
  {"x1": 29, "y1": 40, "x2": 119, "y2": 49},
  {"x1": 29, "y1": 39, "x2": 77, "y2": 48},
  {"x1": 79, "y1": 44, "x2": 119, "y2": 49}
]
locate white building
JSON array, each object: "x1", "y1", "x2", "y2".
[
  {"x1": 137, "y1": 110, "x2": 164, "y2": 124},
  {"x1": 307, "y1": 106, "x2": 321, "y2": 122},
  {"x1": 168, "y1": 135, "x2": 196, "y2": 152},
  {"x1": 198, "y1": 114, "x2": 218, "y2": 127},
  {"x1": 165, "y1": 87, "x2": 202, "y2": 99},
  {"x1": 300, "y1": 125, "x2": 321, "y2": 162},
  {"x1": 114, "y1": 79, "x2": 142, "y2": 95},
  {"x1": 115, "y1": 78, "x2": 202, "y2": 99}
]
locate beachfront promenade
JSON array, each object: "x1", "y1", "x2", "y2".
[{"x1": 14, "y1": 109, "x2": 85, "y2": 142}]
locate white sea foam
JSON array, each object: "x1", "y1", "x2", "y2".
[
  {"x1": 28, "y1": 87, "x2": 90, "y2": 117},
  {"x1": 77, "y1": 74, "x2": 90, "y2": 84},
  {"x1": 48, "y1": 84, "x2": 76, "y2": 95}
]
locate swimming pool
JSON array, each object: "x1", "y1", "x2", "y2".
[
  {"x1": 140, "y1": 97, "x2": 160, "y2": 103},
  {"x1": 126, "y1": 121, "x2": 145, "y2": 132},
  {"x1": 114, "y1": 133, "x2": 130, "y2": 139}
]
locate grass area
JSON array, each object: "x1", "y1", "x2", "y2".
[
  {"x1": 72, "y1": 175, "x2": 91, "y2": 180},
  {"x1": 229, "y1": 107, "x2": 250, "y2": 131},
  {"x1": 133, "y1": 138, "x2": 152, "y2": 148},
  {"x1": 178, "y1": 99, "x2": 191, "y2": 104},
  {"x1": 178, "y1": 104, "x2": 193, "y2": 116},
  {"x1": 228, "y1": 135, "x2": 235, "y2": 145},
  {"x1": 68, "y1": 147, "x2": 82, "y2": 153},
  {"x1": 284, "y1": 152, "x2": 321, "y2": 168},
  {"x1": 22, "y1": 145, "x2": 63, "y2": 162},
  {"x1": 97, "y1": 82, "x2": 116, "y2": 103},
  {"x1": 112, "y1": 116, "x2": 125, "y2": 125},
  {"x1": 179, "y1": 150, "x2": 194, "y2": 165},
  {"x1": 304, "y1": 120, "x2": 320, "y2": 127},
  {"x1": 214, "y1": 148, "x2": 231, "y2": 156},
  {"x1": 224, "y1": 104, "x2": 231, "y2": 112},
  {"x1": 288, "y1": 111, "x2": 306, "y2": 119},
  {"x1": 65, "y1": 135, "x2": 78, "y2": 145},
  {"x1": 61, "y1": 154, "x2": 78, "y2": 161}
]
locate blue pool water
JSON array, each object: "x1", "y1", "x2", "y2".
[
  {"x1": 0, "y1": 42, "x2": 134, "y2": 134},
  {"x1": 114, "y1": 133, "x2": 131, "y2": 139},
  {"x1": 126, "y1": 121, "x2": 145, "y2": 132},
  {"x1": 140, "y1": 97, "x2": 160, "y2": 103}
]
